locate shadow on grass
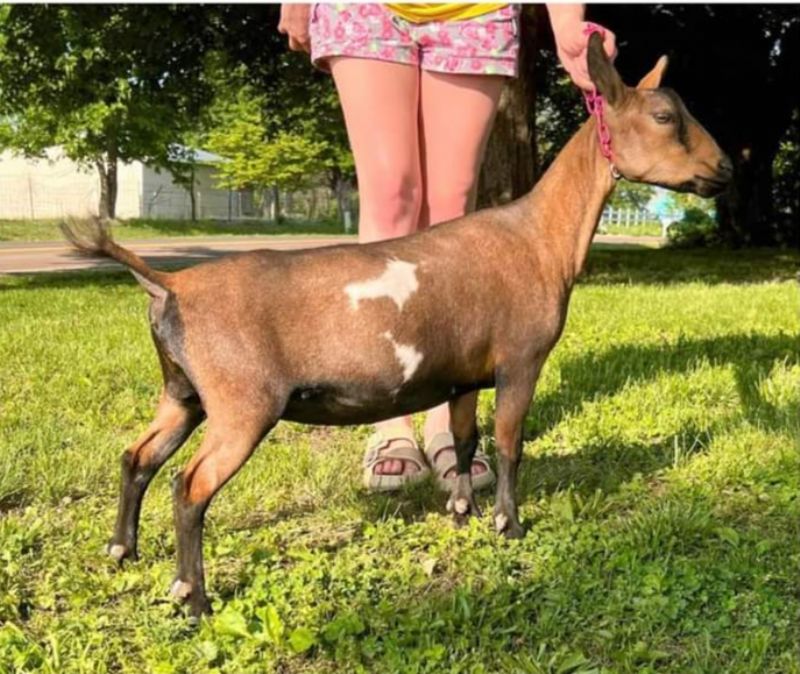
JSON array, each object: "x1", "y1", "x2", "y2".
[
  {"x1": 355, "y1": 425, "x2": 717, "y2": 526},
  {"x1": 355, "y1": 331, "x2": 797, "y2": 525},
  {"x1": 220, "y1": 450, "x2": 798, "y2": 673},
  {"x1": 582, "y1": 247, "x2": 799, "y2": 285},
  {"x1": 0, "y1": 265, "x2": 204, "y2": 292},
  {"x1": 529, "y1": 332, "x2": 799, "y2": 438},
  {"x1": 339, "y1": 498, "x2": 797, "y2": 673},
  {"x1": 0, "y1": 268, "x2": 139, "y2": 292}
]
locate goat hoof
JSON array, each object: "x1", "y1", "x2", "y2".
[
  {"x1": 448, "y1": 493, "x2": 482, "y2": 527},
  {"x1": 494, "y1": 513, "x2": 509, "y2": 533},
  {"x1": 454, "y1": 497, "x2": 470, "y2": 515},
  {"x1": 189, "y1": 594, "x2": 212, "y2": 618},
  {"x1": 169, "y1": 579, "x2": 193, "y2": 602},
  {"x1": 501, "y1": 521, "x2": 525, "y2": 540},
  {"x1": 107, "y1": 542, "x2": 136, "y2": 564},
  {"x1": 494, "y1": 507, "x2": 524, "y2": 538}
]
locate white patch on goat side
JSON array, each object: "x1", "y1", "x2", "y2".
[
  {"x1": 345, "y1": 259, "x2": 419, "y2": 311},
  {"x1": 382, "y1": 331, "x2": 423, "y2": 382}
]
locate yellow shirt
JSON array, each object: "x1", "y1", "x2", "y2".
[{"x1": 386, "y1": 3, "x2": 508, "y2": 23}]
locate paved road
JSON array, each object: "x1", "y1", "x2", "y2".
[{"x1": 0, "y1": 233, "x2": 665, "y2": 275}]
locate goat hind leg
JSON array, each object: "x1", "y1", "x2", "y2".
[
  {"x1": 170, "y1": 411, "x2": 277, "y2": 617},
  {"x1": 109, "y1": 393, "x2": 203, "y2": 563}
]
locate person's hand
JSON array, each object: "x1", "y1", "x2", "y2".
[
  {"x1": 551, "y1": 19, "x2": 617, "y2": 91},
  {"x1": 278, "y1": 4, "x2": 311, "y2": 53}
]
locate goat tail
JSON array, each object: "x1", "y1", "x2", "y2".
[{"x1": 60, "y1": 217, "x2": 171, "y2": 296}]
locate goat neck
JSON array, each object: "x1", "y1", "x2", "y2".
[{"x1": 520, "y1": 116, "x2": 617, "y2": 285}]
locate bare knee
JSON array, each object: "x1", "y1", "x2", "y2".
[
  {"x1": 426, "y1": 178, "x2": 475, "y2": 225},
  {"x1": 359, "y1": 171, "x2": 422, "y2": 242}
]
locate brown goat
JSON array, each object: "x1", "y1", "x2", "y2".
[{"x1": 63, "y1": 35, "x2": 731, "y2": 617}]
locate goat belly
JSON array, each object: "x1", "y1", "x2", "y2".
[{"x1": 281, "y1": 379, "x2": 463, "y2": 426}]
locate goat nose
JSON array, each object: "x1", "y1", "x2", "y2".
[{"x1": 718, "y1": 155, "x2": 734, "y2": 176}]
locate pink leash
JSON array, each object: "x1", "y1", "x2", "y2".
[{"x1": 582, "y1": 22, "x2": 621, "y2": 179}]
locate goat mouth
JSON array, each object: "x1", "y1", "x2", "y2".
[
  {"x1": 693, "y1": 174, "x2": 730, "y2": 197},
  {"x1": 655, "y1": 175, "x2": 728, "y2": 198}
]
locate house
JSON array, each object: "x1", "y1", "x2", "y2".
[{"x1": 0, "y1": 147, "x2": 258, "y2": 220}]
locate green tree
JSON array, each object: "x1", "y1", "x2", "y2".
[
  {"x1": 773, "y1": 110, "x2": 800, "y2": 235},
  {"x1": 204, "y1": 67, "x2": 331, "y2": 221},
  {"x1": 211, "y1": 5, "x2": 355, "y2": 223},
  {"x1": 665, "y1": 191, "x2": 716, "y2": 219},
  {"x1": 0, "y1": 5, "x2": 215, "y2": 218},
  {"x1": 607, "y1": 181, "x2": 655, "y2": 211},
  {"x1": 591, "y1": 4, "x2": 800, "y2": 246}
]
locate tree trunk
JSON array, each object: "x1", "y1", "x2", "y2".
[
  {"x1": 333, "y1": 173, "x2": 354, "y2": 232},
  {"x1": 309, "y1": 187, "x2": 317, "y2": 220},
  {"x1": 477, "y1": 5, "x2": 539, "y2": 208},
  {"x1": 268, "y1": 185, "x2": 282, "y2": 222},
  {"x1": 96, "y1": 154, "x2": 118, "y2": 219},
  {"x1": 328, "y1": 167, "x2": 355, "y2": 231},
  {"x1": 716, "y1": 134, "x2": 785, "y2": 247},
  {"x1": 188, "y1": 164, "x2": 197, "y2": 222}
]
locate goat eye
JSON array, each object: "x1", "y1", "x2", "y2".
[{"x1": 653, "y1": 111, "x2": 674, "y2": 124}]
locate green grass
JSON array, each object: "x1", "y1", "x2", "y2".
[
  {"x1": 600, "y1": 222, "x2": 664, "y2": 237},
  {"x1": 1, "y1": 248, "x2": 798, "y2": 673},
  {"x1": 0, "y1": 218, "x2": 347, "y2": 243}
]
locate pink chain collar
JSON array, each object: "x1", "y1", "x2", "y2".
[{"x1": 582, "y1": 22, "x2": 621, "y2": 179}]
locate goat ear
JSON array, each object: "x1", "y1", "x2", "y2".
[
  {"x1": 587, "y1": 32, "x2": 626, "y2": 106},
  {"x1": 637, "y1": 55, "x2": 668, "y2": 89}
]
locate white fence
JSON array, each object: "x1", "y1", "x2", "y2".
[{"x1": 599, "y1": 207, "x2": 677, "y2": 236}]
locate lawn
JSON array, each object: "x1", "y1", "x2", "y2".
[
  {"x1": 0, "y1": 218, "x2": 347, "y2": 242},
  {"x1": 0, "y1": 248, "x2": 798, "y2": 673},
  {"x1": 600, "y1": 223, "x2": 664, "y2": 237}
]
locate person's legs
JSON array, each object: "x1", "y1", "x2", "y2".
[
  {"x1": 330, "y1": 57, "x2": 422, "y2": 244},
  {"x1": 418, "y1": 69, "x2": 505, "y2": 477},
  {"x1": 329, "y1": 57, "x2": 423, "y2": 478}
]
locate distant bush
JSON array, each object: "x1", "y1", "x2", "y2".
[{"x1": 667, "y1": 207, "x2": 719, "y2": 247}]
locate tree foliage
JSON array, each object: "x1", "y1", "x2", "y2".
[
  {"x1": 210, "y1": 6, "x2": 354, "y2": 190},
  {"x1": 205, "y1": 78, "x2": 329, "y2": 196},
  {"x1": 607, "y1": 181, "x2": 655, "y2": 211},
  {"x1": 533, "y1": 4, "x2": 800, "y2": 247},
  {"x1": 591, "y1": 4, "x2": 800, "y2": 246},
  {"x1": 0, "y1": 5, "x2": 217, "y2": 217},
  {"x1": 0, "y1": 4, "x2": 796, "y2": 244}
]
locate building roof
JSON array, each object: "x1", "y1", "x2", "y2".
[{"x1": 168, "y1": 145, "x2": 226, "y2": 165}]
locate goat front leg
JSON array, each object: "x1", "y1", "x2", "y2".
[
  {"x1": 109, "y1": 393, "x2": 203, "y2": 563},
  {"x1": 445, "y1": 391, "x2": 482, "y2": 526},
  {"x1": 493, "y1": 364, "x2": 542, "y2": 539}
]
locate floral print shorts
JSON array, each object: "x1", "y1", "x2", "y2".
[{"x1": 309, "y1": 3, "x2": 520, "y2": 77}]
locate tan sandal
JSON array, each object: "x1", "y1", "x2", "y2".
[
  {"x1": 363, "y1": 428, "x2": 431, "y2": 492},
  {"x1": 424, "y1": 432, "x2": 495, "y2": 492}
]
